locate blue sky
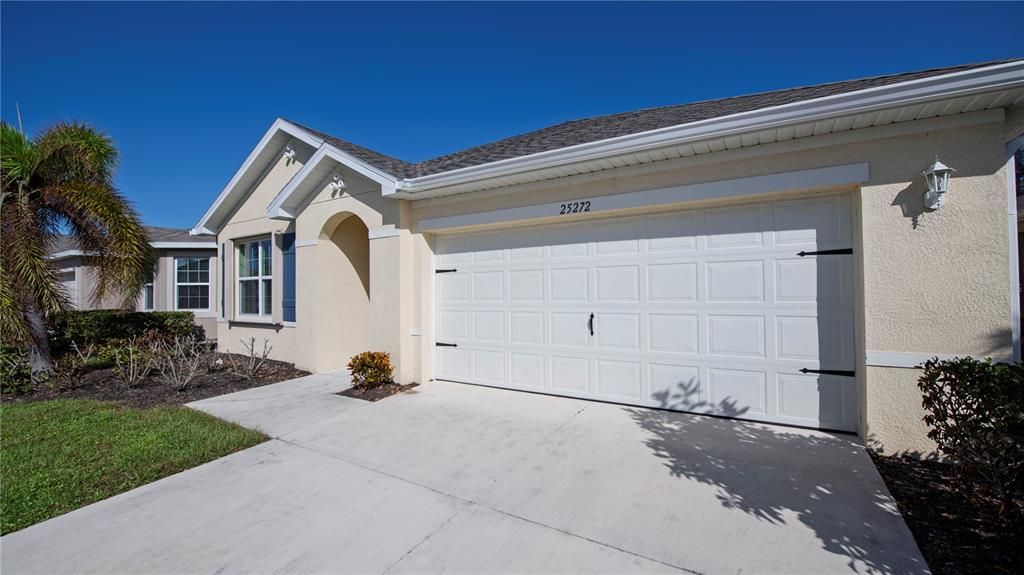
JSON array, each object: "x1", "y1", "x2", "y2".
[{"x1": 2, "y1": 2, "x2": 1021, "y2": 229}]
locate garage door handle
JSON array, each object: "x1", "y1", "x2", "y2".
[{"x1": 588, "y1": 313, "x2": 595, "y2": 336}]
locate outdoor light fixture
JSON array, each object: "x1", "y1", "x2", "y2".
[
  {"x1": 922, "y1": 157, "x2": 955, "y2": 210},
  {"x1": 282, "y1": 145, "x2": 296, "y2": 161},
  {"x1": 328, "y1": 172, "x2": 346, "y2": 193}
]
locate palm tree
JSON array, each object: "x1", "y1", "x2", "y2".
[{"x1": 1, "y1": 121, "x2": 153, "y2": 371}]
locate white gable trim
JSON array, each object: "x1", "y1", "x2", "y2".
[
  {"x1": 191, "y1": 119, "x2": 325, "y2": 235},
  {"x1": 266, "y1": 144, "x2": 398, "y2": 220}
]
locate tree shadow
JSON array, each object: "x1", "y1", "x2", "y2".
[{"x1": 628, "y1": 380, "x2": 930, "y2": 575}]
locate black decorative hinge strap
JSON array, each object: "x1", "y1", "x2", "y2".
[
  {"x1": 797, "y1": 248, "x2": 853, "y2": 257},
  {"x1": 435, "y1": 342, "x2": 458, "y2": 347},
  {"x1": 435, "y1": 268, "x2": 458, "y2": 274},
  {"x1": 799, "y1": 368, "x2": 856, "y2": 377}
]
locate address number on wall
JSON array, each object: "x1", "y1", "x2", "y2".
[{"x1": 559, "y1": 201, "x2": 591, "y2": 215}]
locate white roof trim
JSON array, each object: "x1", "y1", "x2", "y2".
[
  {"x1": 150, "y1": 242, "x2": 218, "y2": 249},
  {"x1": 396, "y1": 59, "x2": 1024, "y2": 196},
  {"x1": 191, "y1": 119, "x2": 324, "y2": 235},
  {"x1": 47, "y1": 250, "x2": 84, "y2": 260},
  {"x1": 194, "y1": 60, "x2": 1024, "y2": 221},
  {"x1": 266, "y1": 144, "x2": 398, "y2": 220}
]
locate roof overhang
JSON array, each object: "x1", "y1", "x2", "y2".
[
  {"x1": 193, "y1": 60, "x2": 1024, "y2": 227},
  {"x1": 393, "y1": 59, "x2": 1024, "y2": 199},
  {"x1": 150, "y1": 242, "x2": 218, "y2": 249}
]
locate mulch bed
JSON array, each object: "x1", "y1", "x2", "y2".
[
  {"x1": 338, "y1": 382, "x2": 418, "y2": 402},
  {"x1": 1, "y1": 355, "x2": 309, "y2": 409},
  {"x1": 870, "y1": 452, "x2": 1022, "y2": 575}
]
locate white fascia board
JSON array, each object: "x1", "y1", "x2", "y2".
[
  {"x1": 191, "y1": 119, "x2": 325, "y2": 235},
  {"x1": 46, "y1": 250, "x2": 84, "y2": 260},
  {"x1": 399, "y1": 60, "x2": 1024, "y2": 195},
  {"x1": 150, "y1": 242, "x2": 218, "y2": 249},
  {"x1": 265, "y1": 144, "x2": 399, "y2": 221}
]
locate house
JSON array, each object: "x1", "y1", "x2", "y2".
[
  {"x1": 193, "y1": 58, "x2": 1024, "y2": 454},
  {"x1": 49, "y1": 226, "x2": 218, "y2": 336}
]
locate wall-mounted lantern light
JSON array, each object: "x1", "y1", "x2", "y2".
[
  {"x1": 282, "y1": 145, "x2": 296, "y2": 161},
  {"x1": 922, "y1": 157, "x2": 955, "y2": 210}
]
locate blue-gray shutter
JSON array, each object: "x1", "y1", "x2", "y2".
[
  {"x1": 282, "y1": 233, "x2": 296, "y2": 322},
  {"x1": 220, "y1": 243, "x2": 226, "y2": 319}
]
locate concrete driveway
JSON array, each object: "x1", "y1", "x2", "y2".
[{"x1": 1, "y1": 376, "x2": 928, "y2": 575}]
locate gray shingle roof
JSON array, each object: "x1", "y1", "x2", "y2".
[
  {"x1": 293, "y1": 58, "x2": 1022, "y2": 179},
  {"x1": 49, "y1": 226, "x2": 214, "y2": 256}
]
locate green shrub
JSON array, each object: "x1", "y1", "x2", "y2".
[
  {"x1": 0, "y1": 346, "x2": 32, "y2": 395},
  {"x1": 50, "y1": 310, "x2": 203, "y2": 356},
  {"x1": 918, "y1": 357, "x2": 1024, "y2": 514},
  {"x1": 347, "y1": 351, "x2": 394, "y2": 388}
]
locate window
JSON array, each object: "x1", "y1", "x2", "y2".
[
  {"x1": 237, "y1": 238, "x2": 272, "y2": 316},
  {"x1": 143, "y1": 279, "x2": 154, "y2": 311},
  {"x1": 175, "y1": 257, "x2": 210, "y2": 310}
]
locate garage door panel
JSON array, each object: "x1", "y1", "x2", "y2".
[
  {"x1": 648, "y1": 363, "x2": 702, "y2": 408},
  {"x1": 550, "y1": 312, "x2": 592, "y2": 348},
  {"x1": 709, "y1": 367, "x2": 767, "y2": 416},
  {"x1": 436, "y1": 194, "x2": 857, "y2": 432},
  {"x1": 707, "y1": 315, "x2": 766, "y2": 358},
  {"x1": 705, "y1": 205, "x2": 765, "y2": 249},
  {"x1": 596, "y1": 359, "x2": 642, "y2": 399},
  {"x1": 473, "y1": 350, "x2": 505, "y2": 385},
  {"x1": 595, "y1": 313, "x2": 641, "y2": 351},
  {"x1": 510, "y1": 312, "x2": 545, "y2": 345},
  {"x1": 509, "y1": 353, "x2": 545, "y2": 389},
  {"x1": 648, "y1": 263, "x2": 698, "y2": 302},
  {"x1": 509, "y1": 269, "x2": 544, "y2": 302},
  {"x1": 595, "y1": 265, "x2": 640, "y2": 302},
  {"x1": 648, "y1": 314, "x2": 700, "y2": 354},
  {"x1": 550, "y1": 356, "x2": 590, "y2": 393},
  {"x1": 439, "y1": 310, "x2": 470, "y2": 340},
  {"x1": 473, "y1": 311, "x2": 505, "y2": 343},
  {"x1": 550, "y1": 268, "x2": 589, "y2": 302},
  {"x1": 707, "y1": 260, "x2": 765, "y2": 303},
  {"x1": 777, "y1": 373, "x2": 852, "y2": 428}
]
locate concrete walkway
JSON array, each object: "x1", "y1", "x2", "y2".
[{"x1": 1, "y1": 376, "x2": 929, "y2": 575}]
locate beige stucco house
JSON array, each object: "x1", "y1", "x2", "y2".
[
  {"x1": 193, "y1": 58, "x2": 1024, "y2": 454},
  {"x1": 50, "y1": 227, "x2": 218, "y2": 336}
]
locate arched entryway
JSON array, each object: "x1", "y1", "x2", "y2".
[{"x1": 316, "y1": 212, "x2": 370, "y2": 372}]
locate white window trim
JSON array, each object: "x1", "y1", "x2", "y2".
[
  {"x1": 236, "y1": 237, "x2": 273, "y2": 319},
  {"x1": 174, "y1": 256, "x2": 212, "y2": 312}
]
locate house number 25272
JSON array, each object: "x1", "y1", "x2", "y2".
[{"x1": 559, "y1": 201, "x2": 591, "y2": 215}]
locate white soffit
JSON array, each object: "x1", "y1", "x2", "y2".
[{"x1": 397, "y1": 60, "x2": 1024, "y2": 199}]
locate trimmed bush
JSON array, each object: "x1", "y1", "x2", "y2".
[
  {"x1": 50, "y1": 310, "x2": 203, "y2": 356},
  {"x1": 918, "y1": 357, "x2": 1024, "y2": 514},
  {"x1": 347, "y1": 351, "x2": 394, "y2": 388}
]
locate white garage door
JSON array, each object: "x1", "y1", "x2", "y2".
[{"x1": 434, "y1": 194, "x2": 857, "y2": 431}]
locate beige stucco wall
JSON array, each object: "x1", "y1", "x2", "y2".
[
  {"x1": 141, "y1": 248, "x2": 218, "y2": 338},
  {"x1": 212, "y1": 107, "x2": 1018, "y2": 455}
]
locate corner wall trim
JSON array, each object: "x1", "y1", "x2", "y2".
[
  {"x1": 295, "y1": 239, "x2": 318, "y2": 248},
  {"x1": 418, "y1": 162, "x2": 869, "y2": 232},
  {"x1": 866, "y1": 350, "x2": 1013, "y2": 368}
]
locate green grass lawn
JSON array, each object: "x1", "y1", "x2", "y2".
[{"x1": 0, "y1": 399, "x2": 266, "y2": 534}]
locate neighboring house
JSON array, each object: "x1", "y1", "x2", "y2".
[
  {"x1": 49, "y1": 227, "x2": 219, "y2": 337},
  {"x1": 193, "y1": 58, "x2": 1024, "y2": 455}
]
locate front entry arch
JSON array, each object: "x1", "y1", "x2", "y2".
[{"x1": 315, "y1": 212, "x2": 370, "y2": 372}]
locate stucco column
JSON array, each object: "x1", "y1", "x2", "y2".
[{"x1": 368, "y1": 229, "x2": 416, "y2": 383}]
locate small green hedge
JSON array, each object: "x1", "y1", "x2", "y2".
[{"x1": 50, "y1": 310, "x2": 204, "y2": 356}]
